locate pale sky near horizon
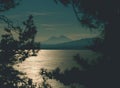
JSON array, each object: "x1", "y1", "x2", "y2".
[{"x1": 0, "y1": 0, "x2": 100, "y2": 42}]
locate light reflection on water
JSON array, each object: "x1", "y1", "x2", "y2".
[{"x1": 14, "y1": 50, "x2": 97, "y2": 88}]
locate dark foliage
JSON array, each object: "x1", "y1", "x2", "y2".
[
  {"x1": 55, "y1": 0, "x2": 120, "y2": 73},
  {"x1": 0, "y1": 15, "x2": 39, "y2": 64},
  {"x1": 55, "y1": 0, "x2": 120, "y2": 57},
  {"x1": 39, "y1": 0, "x2": 120, "y2": 88},
  {"x1": 0, "y1": 15, "x2": 40, "y2": 87},
  {"x1": 0, "y1": 0, "x2": 20, "y2": 12},
  {"x1": 55, "y1": 0, "x2": 120, "y2": 24},
  {"x1": 0, "y1": 65, "x2": 37, "y2": 88},
  {"x1": 41, "y1": 54, "x2": 120, "y2": 88}
]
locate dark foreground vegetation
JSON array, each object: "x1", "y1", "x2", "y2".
[
  {"x1": 39, "y1": 0, "x2": 120, "y2": 88},
  {"x1": 0, "y1": 14, "x2": 40, "y2": 87},
  {"x1": 0, "y1": 0, "x2": 120, "y2": 88},
  {"x1": 0, "y1": 1, "x2": 41, "y2": 87}
]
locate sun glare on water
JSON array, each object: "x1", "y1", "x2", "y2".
[{"x1": 14, "y1": 50, "x2": 95, "y2": 87}]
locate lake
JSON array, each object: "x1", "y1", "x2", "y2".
[{"x1": 14, "y1": 50, "x2": 99, "y2": 88}]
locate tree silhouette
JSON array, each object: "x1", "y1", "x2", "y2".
[
  {"x1": 54, "y1": 0, "x2": 120, "y2": 70},
  {"x1": 0, "y1": 1, "x2": 43, "y2": 87},
  {"x1": 0, "y1": 0, "x2": 21, "y2": 31},
  {"x1": 0, "y1": 1, "x2": 46, "y2": 87},
  {"x1": 41, "y1": 0, "x2": 120, "y2": 88},
  {"x1": 54, "y1": 0, "x2": 120, "y2": 57},
  {"x1": 0, "y1": 15, "x2": 41, "y2": 87},
  {"x1": 0, "y1": 0, "x2": 20, "y2": 12},
  {"x1": 0, "y1": 15, "x2": 39, "y2": 64}
]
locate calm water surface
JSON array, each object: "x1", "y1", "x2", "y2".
[{"x1": 14, "y1": 50, "x2": 98, "y2": 88}]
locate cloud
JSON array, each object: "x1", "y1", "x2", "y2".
[
  {"x1": 40, "y1": 24, "x2": 55, "y2": 27},
  {"x1": 44, "y1": 28, "x2": 56, "y2": 31},
  {"x1": 40, "y1": 23, "x2": 71, "y2": 31},
  {"x1": 7, "y1": 14, "x2": 23, "y2": 19},
  {"x1": 4, "y1": 11, "x2": 56, "y2": 20},
  {"x1": 27, "y1": 12, "x2": 56, "y2": 16},
  {"x1": 69, "y1": 33, "x2": 99, "y2": 40},
  {"x1": 40, "y1": 23, "x2": 70, "y2": 27}
]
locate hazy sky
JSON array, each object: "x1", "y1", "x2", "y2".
[{"x1": 1, "y1": 0, "x2": 100, "y2": 42}]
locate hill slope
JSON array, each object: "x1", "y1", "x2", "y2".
[
  {"x1": 41, "y1": 38, "x2": 94, "y2": 49},
  {"x1": 43, "y1": 35, "x2": 72, "y2": 44}
]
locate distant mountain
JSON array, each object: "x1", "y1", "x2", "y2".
[
  {"x1": 41, "y1": 38, "x2": 94, "y2": 49},
  {"x1": 43, "y1": 35, "x2": 72, "y2": 44}
]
